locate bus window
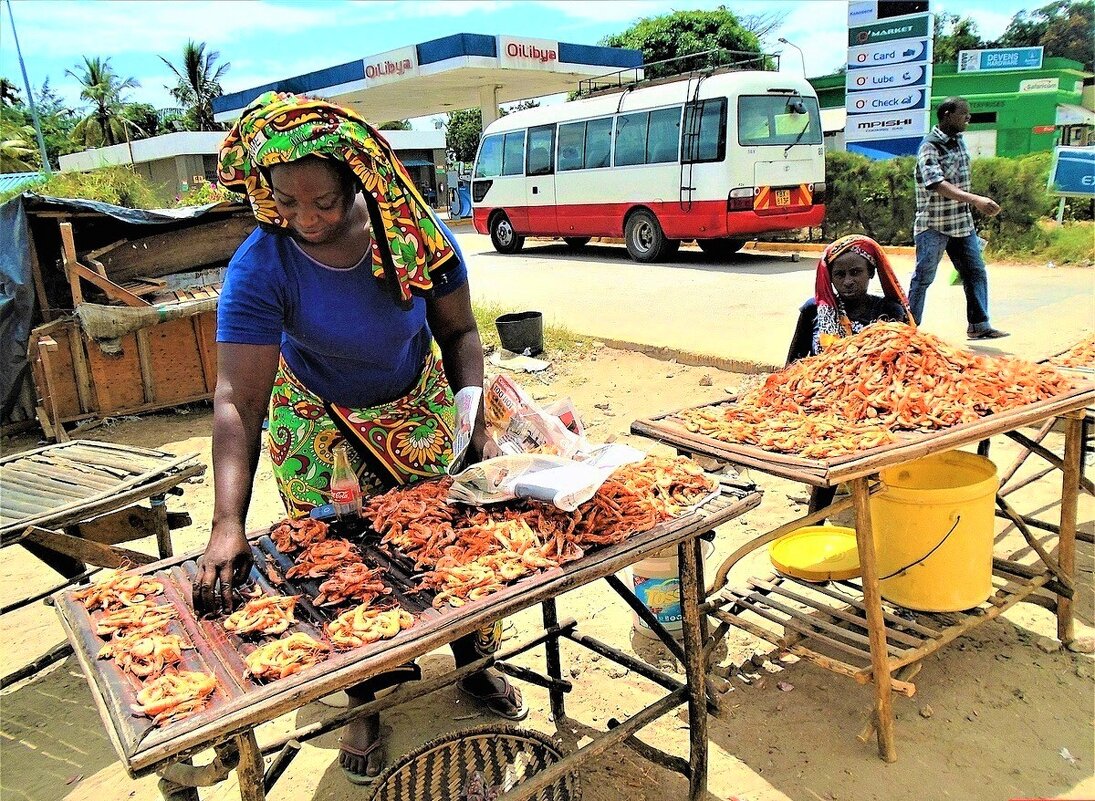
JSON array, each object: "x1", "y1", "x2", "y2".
[
  {"x1": 615, "y1": 111, "x2": 648, "y2": 166},
  {"x1": 526, "y1": 125, "x2": 556, "y2": 176},
  {"x1": 558, "y1": 121, "x2": 585, "y2": 171},
  {"x1": 647, "y1": 106, "x2": 682, "y2": 163},
  {"x1": 737, "y1": 95, "x2": 822, "y2": 147},
  {"x1": 475, "y1": 134, "x2": 503, "y2": 178},
  {"x1": 683, "y1": 99, "x2": 726, "y2": 163},
  {"x1": 502, "y1": 131, "x2": 525, "y2": 176},
  {"x1": 585, "y1": 118, "x2": 612, "y2": 168}
]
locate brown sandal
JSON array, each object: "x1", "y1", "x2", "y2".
[
  {"x1": 338, "y1": 736, "x2": 384, "y2": 785},
  {"x1": 458, "y1": 674, "x2": 529, "y2": 721}
]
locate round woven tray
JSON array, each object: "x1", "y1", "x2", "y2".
[{"x1": 367, "y1": 724, "x2": 581, "y2": 801}]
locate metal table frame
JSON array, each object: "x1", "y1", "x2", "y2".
[
  {"x1": 632, "y1": 390, "x2": 1092, "y2": 763},
  {"x1": 57, "y1": 485, "x2": 761, "y2": 801}
]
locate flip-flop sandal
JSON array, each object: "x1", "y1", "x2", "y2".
[
  {"x1": 338, "y1": 737, "x2": 385, "y2": 786},
  {"x1": 458, "y1": 673, "x2": 529, "y2": 721}
]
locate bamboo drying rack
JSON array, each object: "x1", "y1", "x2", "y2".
[
  {"x1": 55, "y1": 481, "x2": 762, "y2": 801},
  {"x1": 631, "y1": 384, "x2": 1095, "y2": 762}
]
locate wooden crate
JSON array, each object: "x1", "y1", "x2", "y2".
[{"x1": 30, "y1": 311, "x2": 218, "y2": 436}]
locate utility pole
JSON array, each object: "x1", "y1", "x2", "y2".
[{"x1": 5, "y1": 0, "x2": 51, "y2": 174}]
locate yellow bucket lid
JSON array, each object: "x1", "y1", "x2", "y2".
[{"x1": 769, "y1": 526, "x2": 862, "y2": 582}]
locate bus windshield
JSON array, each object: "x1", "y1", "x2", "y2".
[{"x1": 737, "y1": 95, "x2": 822, "y2": 147}]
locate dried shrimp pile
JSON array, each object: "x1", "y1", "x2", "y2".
[
  {"x1": 73, "y1": 573, "x2": 164, "y2": 611},
  {"x1": 132, "y1": 671, "x2": 216, "y2": 726},
  {"x1": 1050, "y1": 334, "x2": 1095, "y2": 370},
  {"x1": 270, "y1": 517, "x2": 328, "y2": 553},
  {"x1": 244, "y1": 632, "x2": 329, "y2": 680},
  {"x1": 315, "y1": 562, "x2": 391, "y2": 607},
  {"x1": 285, "y1": 538, "x2": 360, "y2": 579},
  {"x1": 223, "y1": 593, "x2": 298, "y2": 636},
  {"x1": 365, "y1": 456, "x2": 716, "y2": 608},
  {"x1": 326, "y1": 606, "x2": 414, "y2": 650},
  {"x1": 76, "y1": 573, "x2": 215, "y2": 726},
  {"x1": 678, "y1": 322, "x2": 1076, "y2": 459}
]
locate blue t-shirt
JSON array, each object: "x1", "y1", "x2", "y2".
[{"x1": 217, "y1": 222, "x2": 467, "y2": 408}]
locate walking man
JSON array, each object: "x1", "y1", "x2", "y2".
[{"x1": 909, "y1": 97, "x2": 1008, "y2": 339}]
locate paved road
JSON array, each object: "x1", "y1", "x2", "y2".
[{"x1": 453, "y1": 230, "x2": 1094, "y2": 371}]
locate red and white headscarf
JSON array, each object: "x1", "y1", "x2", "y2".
[{"x1": 815, "y1": 234, "x2": 914, "y2": 344}]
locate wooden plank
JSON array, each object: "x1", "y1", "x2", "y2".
[
  {"x1": 147, "y1": 318, "x2": 206, "y2": 404},
  {"x1": 86, "y1": 332, "x2": 146, "y2": 413},
  {"x1": 193, "y1": 313, "x2": 217, "y2": 393},
  {"x1": 76, "y1": 505, "x2": 172, "y2": 546},
  {"x1": 59, "y1": 222, "x2": 84, "y2": 307},
  {"x1": 25, "y1": 220, "x2": 55, "y2": 322},
  {"x1": 134, "y1": 329, "x2": 156, "y2": 404},
  {"x1": 66, "y1": 328, "x2": 95, "y2": 415},
  {"x1": 69, "y1": 258, "x2": 151, "y2": 308},
  {"x1": 31, "y1": 325, "x2": 82, "y2": 421},
  {"x1": 37, "y1": 338, "x2": 69, "y2": 443},
  {"x1": 22, "y1": 526, "x2": 156, "y2": 568},
  {"x1": 1058, "y1": 417, "x2": 1081, "y2": 644},
  {"x1": 98, "y1": 214, "x2": 255, "y2": 282}
]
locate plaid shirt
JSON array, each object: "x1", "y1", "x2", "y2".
[{"x1": 914, "y1": 126, "x2": 975, "y2": 237}]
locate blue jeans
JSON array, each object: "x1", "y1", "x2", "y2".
[{"x1": 909, "y1": 230, "x2": 992, "y2": 331}]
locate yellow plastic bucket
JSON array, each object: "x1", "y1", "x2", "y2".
[{"x1": 870, "y1": 451, "x2": 999, "y2": 612}]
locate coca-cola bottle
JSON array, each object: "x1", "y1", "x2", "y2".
[{"x1": 330, "y1": 442, "x2": 362, "y2": 519}]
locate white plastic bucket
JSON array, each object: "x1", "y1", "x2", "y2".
[{"x1": 628, "y1": 540, "x2": 714, "y2": 639}]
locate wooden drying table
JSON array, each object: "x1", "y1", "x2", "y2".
[
  {"x1": 632, "y1": 385, "x2": 1095, "y2": 763},
  {"x1": 1, "y1": 441, "x2": 203, "y2": 687},
  {"x1": 55, "y1": 481, "x2": 761, "y2": 801}
]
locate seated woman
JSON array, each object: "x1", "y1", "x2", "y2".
[
  {"x1": 787, "y1": 234, "x2": 912, "y2": 365},
  {"x1": 786, "y1": 235, "x2": 913, "y2": 513}
]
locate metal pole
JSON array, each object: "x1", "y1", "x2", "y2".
[
  {"x1": 1056, "y1": 196, "x2": 1067, "y2": 224},
  {"x1": 4, "y1": 0, "x2": 51, "y2": 174}
]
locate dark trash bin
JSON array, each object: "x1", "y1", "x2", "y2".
[{"x1": 494, "y1": 311, "x2": 544, "y2": 356}]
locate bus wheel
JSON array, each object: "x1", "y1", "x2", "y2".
[
  {"x1": 563, "y1": 237, "x2": 591, "y2": 249},
  {"x1": 698, "y1": 238, "x2": 746, "y2": 258},
  {"x1": 624, "y1": 210, "x2": 668, "y2": 262},
  {"x1": 490, "y1": 214, "x2": 524, "y2": 254}
]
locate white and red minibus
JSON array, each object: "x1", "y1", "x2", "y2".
[{"x1": 471, "y1": 70, "x2": 825, "y2": 262}]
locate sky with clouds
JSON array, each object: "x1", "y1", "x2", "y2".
[{"x1": 1, "y1": 0, "x2": 1035, "y2": 126}]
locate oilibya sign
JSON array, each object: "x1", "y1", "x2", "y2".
[
  {"x1": 363, "y1": 46, "x2": 419, "y2": 86},
  {"x1": 498, "y1": 36, "x2": 560, "y2": 69}
]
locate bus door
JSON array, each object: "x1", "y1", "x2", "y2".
[{"x1": 524, "y1": 125, "x2": 557, "y2": 235}]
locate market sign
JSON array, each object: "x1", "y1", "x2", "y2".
[
  {"x1": 847, "y1": 38, "x2": 929, "y2": 70},
  {"x1": 847, "y1": 87, "x2": 927, "y2": 115},
  {"x1": 363, "y1": 45, "x2": 419, "y2": 87},
  {"x1": 846, "y1": 5, "x2": 932, "y2": 155},
  {"x1": 846, "y1": 63, "x2": 928, "y2": 92},
  {"x1": 498, "y1": 36, "x2": 560, "y2": 70},
  {"x1": 1048, "y1": 147, "x2": 1095, "y2": 197},
  {"x1": 848, "y1": 14, "x2": 930, "y2": 46},
  {"x1": 957, "y1": 46, "x2": 1043, "y2": 72}
]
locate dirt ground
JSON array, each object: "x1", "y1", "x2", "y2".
[{"x1": 1, "y1": 345, "x2": 1093, "y2": 801}]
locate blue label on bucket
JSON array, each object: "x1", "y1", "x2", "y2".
[{"x1": 633, "y1": 575, "x2": 682, "y2": 626}]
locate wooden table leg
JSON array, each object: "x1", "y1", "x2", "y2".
[
  {"x1": 1058, "y1": 415, "x2": 1081, "y2": 645},
  {"x1": 151, "y1": 495, "x2": 173, "y2": 559},
  {"x1": 678, "y1": 537, "x2": 708, "y2": 800},
  {"x1": 235, "y1": 729, "x2": 266, "y2": 801},
  {"x1": 542, "y1": 597, "x2": 566, "y2": 720},
  {"x1": 851, "y1": 477, "x2": 896, "y2": 763}
]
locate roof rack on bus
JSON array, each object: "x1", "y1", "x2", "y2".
[{"x1": 577, "y1": 48, "x2": 780, "y2": 99}]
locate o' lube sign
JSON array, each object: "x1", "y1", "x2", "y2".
[{"x1": 846, "y1": 3, "x2": 933, "y2": 155}]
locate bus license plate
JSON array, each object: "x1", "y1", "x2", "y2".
[{"x1": 775, "y1": 189, "x2": 792, "y2": 207}]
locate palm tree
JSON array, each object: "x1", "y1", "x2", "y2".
[
  {"x1": 159, "y1": 41, "x2": 229, "y2": 131},
  {"x1": 1, "y1": 120, "x2": 39, "y2": 171},
  {"x1": 66, "y1": 56, "x2": 143, "y2": 148}
]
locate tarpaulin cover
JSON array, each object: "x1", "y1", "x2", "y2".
[{"x1": 0, "y1": 193, "x2": 241, "y2": 426}]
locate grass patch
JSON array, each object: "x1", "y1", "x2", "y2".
[
  {"x1": 1038, "y1": 221, "x2": 1094, "y2": 266},
  {"x1": 0, "y1": 166, "x2": 159, "y2": 208},
  {"x1": 472, "y1": 300, "x2": 593, "y2": 357}
]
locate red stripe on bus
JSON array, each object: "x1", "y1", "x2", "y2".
[{"x1": 474, "y1": 202, "x2": 824, "y2": 240}]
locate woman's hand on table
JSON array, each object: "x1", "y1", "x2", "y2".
[
  {"x1": 193, "y1": 521, "x2": 253, "y2": 614},
  {"x1": 471, "y1": 429, "x2": 502, "y2": 463}
]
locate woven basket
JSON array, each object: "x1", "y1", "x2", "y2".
[{"x1": 367, "y1": 724, "x2": 581, "y2": 801}]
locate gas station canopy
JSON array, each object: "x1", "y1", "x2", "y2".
[{"x1": 213, "y1": 33, "x2": 643, "y2": 126}]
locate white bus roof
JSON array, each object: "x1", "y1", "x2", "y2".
[{"x1": 483, "y1": 71, "x2": 817, "y2": 134}]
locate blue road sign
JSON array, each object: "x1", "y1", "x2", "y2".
[{"x1": 1049, "y1": 147, "x2": 1095, "y2": 197}]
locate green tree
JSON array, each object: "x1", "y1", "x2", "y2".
[
  {"x1": 123, "y1": 102, "x2": 160, "y2": 139},
  {"x1": 66, "y1": 56, "x2": 142, "y2": 147},
  {"x1": 933, "y1": 14, "x2": 983, "y2": 65},
  {"x1": 159, "y1": 40, "x2": 229, "y2": 131},
  {"x1": 999, "y1": 0, "x2": 1094, "y2": 70},
  {"x1": 378, "y1": 119, "x2": 412, "y2": 130},
  {"x1": 0, "y1": 77, "x2": 22, "y2": 107},
  {"x1": 442, "y1": 101, "x2": 540, "y2": 163},
  {"x1": 600, "y1": 7, "x2": 766, "y2": 78},
  {"x1": 0, "y1": 119, "x2": 39, "y2": 171}
]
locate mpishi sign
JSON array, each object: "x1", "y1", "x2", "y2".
[{"x1": 848, "y1": 14, "x2": 930, "y2": 46}]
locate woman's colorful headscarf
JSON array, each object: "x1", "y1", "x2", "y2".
[
  {"x1": 218, "y1": 91, "x2": 455, "y2": 308},
  {"x1": 815, "y1": 234, "x2": 914, "y2": 344}
]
